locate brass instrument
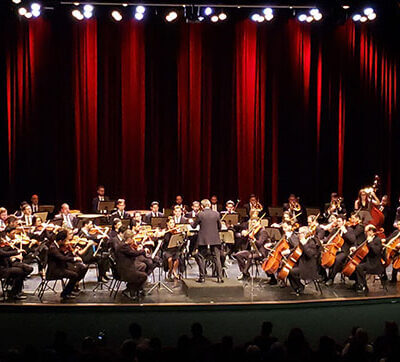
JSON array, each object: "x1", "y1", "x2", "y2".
[{"x1": 289, "y1": 199, "x2": 301, "y2": 212}]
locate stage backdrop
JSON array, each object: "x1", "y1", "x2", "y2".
[{"x1": 0, "y1": 11, "x2": 398, "y2": 211}]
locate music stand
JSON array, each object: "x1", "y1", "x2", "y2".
[
  {"x1": 167, "y1": 233, "x2": 184, "y2": 248},
  {"x1": 268, "y1": 207, "x2": 283, "y2": 218},
  {"x1": 219, "y1": 230, "x2": 235, "y2": 244},
  {"x1": 151, "y1": 217, "x2": 168, "y2": 229},
  {"x1": 306, "y1": 208, "x2": 321, "y2": 216},
  {"x1": 39, "y1": 205, "x2": 55, "y2": 213},
  {"x1": 265, "y1": 227, "x2": 282, "y2": 241},
  {"x1": 224, "y1": 214, "x2": 239, "y2": 227},
  {"x1": 99, "y1": 201, "x2": 115, "y2": 214},
  {"x1": 34, "y1": 212, "x2": 48, "y2": 222},
  {"x1": 236, "y1": 208, "x2": 247, "y2": 220},
  {"x1": 164, "y1": 208, "x2": 173, "y2": 217},
  {"x1": 121, "y1": 219, "x2": 131, "y2": 228}
]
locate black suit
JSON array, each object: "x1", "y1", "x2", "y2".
[
  {"x1": 54, "y1": 213, "x2": 78, "y2": 229},
  {"x1": 111, "y1": 210, "x2": 131, "y2": 222},
  {"x1": 91, "y1": 196, "x2": 111, "y2": 213},
  {"x1": 114, "y1": 243, "x2": 147, "y2": 292},
  {"x1": 143, "y1": 211, "x2": 164, "y2": 225},
  {"x1": 210, "y1": 203, "x2": 223, "y2": 213},
  {"x1": 191, "y1": 208, "x2": 223, "y2": 279}
]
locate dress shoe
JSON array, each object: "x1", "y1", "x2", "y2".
[
  {"x1": 268, "y1": 278, "x2": 277, "y2": 285},
  {"x1": 237, "y1": 273, "x2": 245, "y2": 280},
  {"x1": 11, "y1": 294, "x2": 27, "y2": 301},
  {"x1": 216, "y1": 277, "x2": 224, "y2": 283},
  {"x1": 70, "y1": 291, "x2": 80, "y2": 297},
  {"x1": 61, "y1": 294, "x2": 76, "y2": 300},
  {"x1": 196, "y1": 278, "x2": 205, "y2": 283},
  {"x1": 97, "y1": 277, "x2": 108, "y2": 283},
  {"x1": 325, "y1": 279, "x2": 334, "y2": 287}
]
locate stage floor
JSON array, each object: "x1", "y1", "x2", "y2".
[{"x1": 6, "y1": 258, "x2": 400, "y2": 306}]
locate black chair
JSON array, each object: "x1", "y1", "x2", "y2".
[{"x1": 108, "y1": 256, "x2": 124, "y2": 299}]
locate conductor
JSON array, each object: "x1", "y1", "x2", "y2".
[{"x1": 191, "y1": 199, "x2": 224, "y2": 283}]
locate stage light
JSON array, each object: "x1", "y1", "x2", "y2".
[
  {"x1": 12, "y1": 0, "x2": 22, "y2": 4},
  {"x1": 263, "y1": 8, "x2": 273, "y2": 16},
  {"x1": 309, "y1": 8, "x2": 319, "y2": 17},
  {"x1": 219, "y1": 12, "x2": 227, "y2": 21},
  {"x1": 198, "y1": 16, "x2": 204, "y2": 21},
  {"x1": 72, "y1": 9, "x2": 84, "y2": 20},
  {"x1": 306, "y1": 16, "x2": 313, "y2": 23},
  {"x1": 265, "y1": 13, "x2": 274, "y2": 21},
  {"x1": 363, "y1": 7, "x2": 374, "y2": 16},
  {"x1": 204, "y1": 7, "x2": 213, "y2": 16},
  {"x1": 360, "y1": 16, "x2": 367, "y2": 22},
  {"x1": 352, "y1": 14, "x2": 361, "y2": 21},
  {"x1": 111, "y1": 10, "x2": 122, "y2": 21},
  {"x1": 251, "y1": 13, "x2": 260, "y2": 22},
  {"x1": 134, "y1": 12, "x2": 144, "y2": 21},
  {"x1": 367, "y1": 12, "x2": 376, "y2": 20},
  {"x1": 25, "y1": 12, "x2": 32, "y2": 18},
  {"x1": 166, "y1": 11, "x2": 178, "y2": 22},
  {"x1": 313, "y1": 12, "x2": 322, "y2": 21},
  {"x1": 122, "y1": 3, "x2": 128, "y2": 7},
  {"x1": 298, "y1": 14, "x2": 307, "y2": 22},
  {"x1": 136, "y1": 6, "x2": 146, "y2": 14},
  {"x1": 83, "y1": 5, "x2": 93, "y2": 13},
  {"x1": 32, "y1": 9, "x2": 40, "y2": 17},
  {"x1": 18, "y1": 7, "x2": 27, "y2": 15},
  {"x1": 342, "y1": 5, "x2": 350, "y2": 10},
  {"x1": 211, "y1": 15, "x2": 218, "y2": 22}
]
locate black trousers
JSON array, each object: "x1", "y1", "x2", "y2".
[
  {"x1": 125, "y1": 271, "x2": 148, "y2": 293},
  {"x1": 328, "y1": 252, "x2": 348, "y2": 280},
  {"x1": 194, "y1": 245, "x2": 223, "y2": 279},
  {"x1": 1, "y1": 264, "x2": 32, "y2": 296},
  {"x1": 234, "y1": 250, "x2": 262, "y2": 275},
  {"x1": 355, "y1": 262, "x2": 384, "y2": 287},
  {"x1": 288, "y1": 266, "x2": 304, "y2": 292},
  {"x1": 59, "y1": 262, "x2": 88, "y2": 297},
  {"x1": 81, "y1": 248, "x2": 109, "y2": 279}
]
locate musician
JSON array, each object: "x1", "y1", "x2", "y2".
[
  {"x1": 114, "y1": 229, "x2": 148, "y2": 299},
  {"x1": 185, "y1": 201, "x2": 201, "y2": 220},
  {"x1": 14, "y1": 201, "x2": 28, "y2": 218},
  {"x1": 46, "y1": 229, "x2": 88, "y2": 300},
  {"x1": 78, "y1": 220, "x2": 110, "y2": 282},
  {"x1": 20, "y1": 204, "x2": 34, "y2": 226},
  {"x1": 30, "y1": 194, "x2": 40, "y2": 214},
  {"x1": 108, "y1": 223, "x2": 127, "y2": 258},
  {"x1": 0, "y1": 207, "x2": 8, "y2": 232},
  {"x1": 173, "y1": 195, "x2": 188, "y2": 213},
  {"x1": 191, "y1": 199, "x2": 223, "y2": 283},
  {"x1": 143, "y1": 201, "x2": 164, "y2": 224},
  {"x1": 324, "y1": 216, "x2": 356, "y2": 286},
  {"x1": 307, "y1": 215, "x2": 326, "y2": 240},
  {"x1": 0, "y1": 228, "x2": 31, "y2": 300},
  {"x1": 91, "y1": 185, "x2": 110, "y2": 213},
  {"x1": 55, "y1": 203, "x2": 77, "y2": 230},
  {"x1": 210, "y1": 195, "x2": 223, "y2": 213},
  {"x1": 235, "y1": 217, "x2": 270, "y2": 281},
  {"x1": 244, "y1": 194, "x2": 265, "y2": 219},
  {"x1": 283, "y1": 194, "x2": 307, "y2": 226},
  {"x1": 287, "y1": 226, "x2": 320, "y2": 296},
  {"x1": 384, "y1": 220, "x2": 400, "y2": 283},
  {"x1": 380, "y1": 195, "x2": 392, "y2": 234},
  {"x1": 6, "y1": 215, "x2": 19, "y2": 229},
  {"x1": 395, "y1": 197, "x2": 400, "y2": 225},
  {"x1": 161, "y1": 217, "x2": 181, "y2": 280},
  {"x1": 131, "y1": 212, "x2": 147, "y2": 229},
  {"x1": 347, "y1": 213, "x2": 365, "y2": 245},
  {"x1": 355, "y1": 224, "x2": 385, "y2": 293},
  {"x1": 173, "y1": 205, "x2": 188, "y2": 224},
  {"x1": 323, "y1": 193, "x2": 346, "y2": 220},
  {"x1": 111, "y1": 199, "x2": 131, "y2": 222}
]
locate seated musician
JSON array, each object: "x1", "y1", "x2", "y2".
[
  {"x1": 0, "y1": 207, "x2": 8, "y2": 232},
  {"x1": 47, "y1": 229, "x2": 88, "y2": 300},
  {"x1": 30, "y1": 194, "x2": 40, "y2": 214},
  {"x1": 395, "y1": 196, "x2": 400, "y2": 225},
  {"x1": 110, "y1": 199, "x2": 131, "y2": 222},
  {"x1": 324, "y1": 216, "x2": 356, "y2": 286},
  {"x1": 55, "y1": 203, "x2": 78, "y2": 230},
  {"x1": 287, "y1": 226, "x2": 320, "y2": 296},
  {"x1": 323, "y1": 193, "x2": 346, "y2": 221},
  {"x1": 108, "y1": 218, "x2": 123, "y2": 239},
  {"x1": 307, "y1": 215, "x2": 326, "y2": 240},
  {"x1": 355, "y1": 224, "x2": 385, "y2": 293},
  {"x1": 108, "y1": 223, "x2": 127, "y2": 258},
  {"x1": 283, "y1": 194, "x2": 307, "y2": 226},
  {"x1": 210, "y1": 195, "x2": 222, "y2": 213},
  {"x1": 347, "y1": 213, "x2": 365, "y2": 245},
  {"x1": 160, "y1": 217, "x2": 181, "y2": 280},
  {"x1": 244, "y1": 194, "x2": 265, "y2": 219},
  {"x1": 143, "y1": 201, "x2": 164, "y2": 224},
  {"x1": 383, "y1": 220, "x2": 400, "y2": 283},
  {"x1": 6, "y1": 215, "x2": 19, "y2": 229},
  {"x1": 173, "y1": 205, "x2": 188, "y2": 224},
  {"x1": 234, "y1": 217, "x2": 270, "y2": 281},
  {"x1": 14, "y1": 201, "x2": 28, "y2": 218},
  {"x1": 77, "y1": 220, "x2": 110, "y2": 283},
  {"x1": 114, "y1": 229, "x2": 148, "y2": 299},
  {"x1": 131, "y1": 212, "x2": 147, "y2": 229},
  {"x1": 20, "y1": 204, "x2": 34, "y2": 227},
  {"x1": 173, "y1": 195, "x2": 189, "y2": 214},
  {"x1": 185, "y1": 201, "x2": 201, "y2": 220},
  {"x1": 0, "y1": 227, "x2": 33, "y2": 300},
  {"x1": 280, "y1": 222, "x2": 300, "y2": 257},
  {"x1": 91, "y1": 185, "x2": 110, "y2": 213}
]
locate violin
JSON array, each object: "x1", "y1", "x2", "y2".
[{"x1": 262, "y1": 237, "x2": 290, "y2": 274}]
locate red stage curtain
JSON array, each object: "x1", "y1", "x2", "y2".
[
  {"x1": 73, "y1": 20, "x2": 98, "y2": 210},
  {"x1": 120, "y1": 21, "x2": 146, "y2": 208},
  {"x1": 235, "y1": 20, "x2": 266, "y2": 202}
]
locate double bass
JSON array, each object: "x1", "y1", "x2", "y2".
[
  {"x1": 365, "y1": 175, "x2": 385, "y2": 238},
  {"x1": 262, "y1": 236, "x2": 290, "y2": 274}
]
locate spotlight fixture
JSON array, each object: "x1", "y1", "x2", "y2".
[
  {"x1": 363, "y1": 7, "x2": 374, "y2": 16},
  {"x1": 83, "y1": 4, "x2": 93, "y2": 19},
  {"x1": 72, "y1": 9, "x2": 84, "y2": 20},
  {"x1": 134, "y1": 12, "x2": 144, "y2": 21},
  {"x1": 111, "y1": 10, "x2": 122, "y2": 22},
  {"x1": 352, "y1": 8, "x2": 376, "y2": 22},
  {"x1": 73, "y1": 2, "x2": 80, "y2": 5},
  {"x1": 298, "y1": 14, "x2": 307, "y2": 22},
  {"x1": 166, "y1": 11, "x2": 178, "y2": 22},
  {"x1": 204, "y1": 7, "x2": 213, "y2": 16},
  {"x1": 298, "y1": 8, "x2": 322, "y2": 22},
  {"x1": 12, "y1": 0, "x2": 22, "y2": 4},
  {"x1": 250, "y1": 13, "x2": 265, "y2": 23},
  {"x1": 31, "y1": 3, "x2": 41, "y2": 17},
  {"x1": 136, "y1": 5, "x2": 146, "y2": 14},
  {"x1": 18, "y1": 7, "x2": 27, "y2": 16},
  {"x1": 198, "y1": 16, "x2": 204, "y2": 21},
  {"x1": 218, "y1": 12, "x2": 227, "y2": 21},
  {"x1": 342, "y1": 5, "x2": 350, "y2": 10},
  {"x1": 25, "y1": 12, "x2": 33, "y2": 18},
  {"x1": 122, "y1": 3, "x2": 128, "y2": 7},
  {"x1": 211, "y1": 15, "x2": 218, "y2": 22}
]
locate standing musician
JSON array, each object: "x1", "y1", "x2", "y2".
[
  {"x1": 30, "y1": 194, "x2": 40, "y2": 214},
  {"x1": 323, "y1": 193, "x2": 346, "y2": 221},
  {"x1": 210, "y1": 195, "x2": 223, "y2": 213},
  {"x1": 191, "y1": 199, "x2": 224, "y2": 283},
  {"x1": 234, "y1": 217, "x2": 270, "y2": 281},
  {"x1": 143, "y1": 201, "x2": 164, "y2": 224},
  {"x1": 55, "y1": 203, "x2": 78, "y2": 230},
  {"x1": 354, "y1": 188, "x2": 380, "y2": 225},
  {"x1": 283, "y1": 194, "x2": 307, "y2": 226},
  {"x1": 114, "y1": 229, "x2": 148, "y2": 299},
  {"x1": 0, "y1": 208, "x2": 8, "y2": 232},
  {"x1": 46, "y1": 229, "x2": 88, "y2": 300},
  {"x1": 78, "y1": 220, "x2": 110, "y2": 283},
  {"x1": 91, "y1": 185, "x2": 110, "y2": 213},
  {"x1": 287, "y1": 226, "x2": 320, "y2": 296},
  {"x1": 244, "y1": 194, "x2": 264, "y2": 219},
  {"x1": 172, "y1": 205, "x2": 188, "y2": 224},
  {"x1": 173, "y1": 195, "x2": 189, "y2": 214},
  {"x1": 160, "y1": 217, "x2": 182, "y2": 280},
  {"x1": 324, "y1": 216, "x2": 356, "y2": 286},
  {"x1": 354, "y1": 224, "x2": 385, "y2": 293},
  {"x1": 111, "y1": 199, "x2": 131, "y2": 222}
]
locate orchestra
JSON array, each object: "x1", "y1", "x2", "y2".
[{"x1": 0, "y1": 174, "x2": 400, "y2": 302}]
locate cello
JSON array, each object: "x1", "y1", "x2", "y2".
[
  {"x1": 277, "y1": 245, "x2": 303, "y2": 280},
  {"x1": 320, "y1": 228, "x2": 344, "y2": 268},
  {"x1": 382, "y1": 231, "x2": 400, "y2": 267},
  {"x1": 342, "y1": 238, "x2": 371, "y2": 277},
  {"x1": 262, "y1": 236, "x2": 289, "y2": 274}
]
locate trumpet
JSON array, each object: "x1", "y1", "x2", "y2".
[{"x1": 289, "y1": 200, "x2": 301, "y2": 212}]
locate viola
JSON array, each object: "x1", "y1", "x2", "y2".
[
  {"x1": 277, "y1": 245, "x2": 303, "y2": 280},
  {"x1": 262, "y1": 237, "x2": 289, "y2": 274},
  {"x1": 321, "y1": 228, "x2": 344, "y2": 268},
  {"x1": 342, "y1": 240, "x2": 370, "y2": 277}
]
